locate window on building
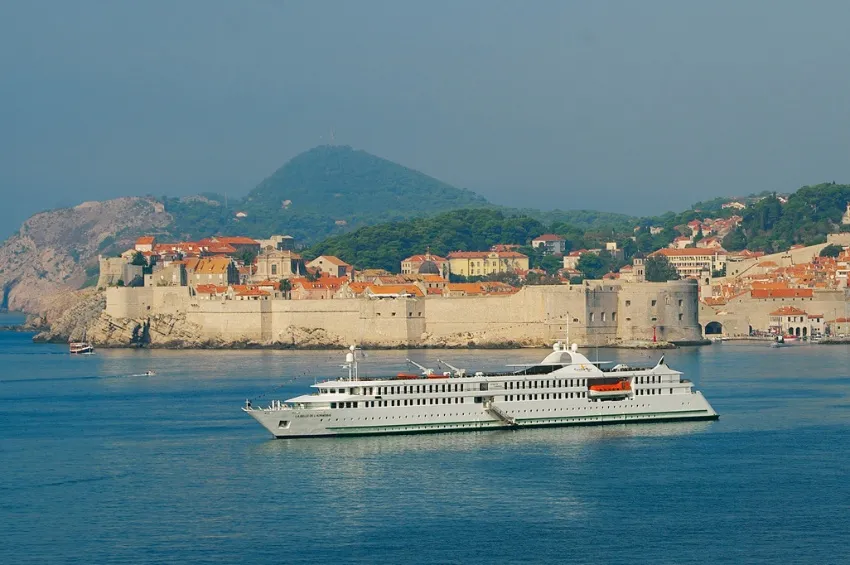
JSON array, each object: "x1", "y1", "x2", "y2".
[
  {"x1": 651, "y1": 300, "x2": 657, "y2": 307},
  {"x1": 678, "y1": 299, "x2": 683, "y2": 307},
  {"x1": 612, "y1": 312, "x2": 617, "y2": 321},
  {"x1": 601, "y1": 312, "x2": 606, "y2": 322},
  {"x1": 590, "y1": 312, "x2": 595, "y2": 322},
  {"x1": 678, "y1": 313, "x2": 684, "y2": 321}
]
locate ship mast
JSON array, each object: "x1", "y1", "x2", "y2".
[{"x1": 344, "y1": 345, "x2": 359, "y2": 381}]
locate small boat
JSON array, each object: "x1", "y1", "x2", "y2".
[
  {"x1": 143, "y1": 370, "x2": 156, "y2": 376},
  {"x1": 588, "y1": 379, "x2": 631, "y2": 398},
  {"x1": 69, "y1": 342, "x2": 94, "y2": 355}
]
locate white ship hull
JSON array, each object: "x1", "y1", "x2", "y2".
[
  {"x1": 246, "y1": 393, "x2": 717, "y2": 438},
  {"x1": 244, "y1": 343, "x2": 718, "y2": 439}
]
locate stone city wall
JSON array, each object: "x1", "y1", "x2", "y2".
[
  {"x1": 105, "y1": 280, "x2": 704, "y2": 347},
  {"x1": 699, "y1": 289, "x2": 848, "y2": 336}
]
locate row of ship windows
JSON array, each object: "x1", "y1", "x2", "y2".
[
  {"x1": 330, "y1": 389, "x2": 674, "y2": 409},
  {"x1": 506, "y1": 379, "x2": 586, "y2": 390},
  {"x1": 318, "y1": 403, "x2": 690, "y2": 422},
  {"x1": 507, "y1": 393, "x2": 586, "y2": 401},
  {"x1": 331, "y1": 397, "x2": 467, "y2": 409},
  {"x1": 325, "y1": 376, "x2": 667, "y2": 397},
  {"x1": 324, "y1": 383, "x2": 467, "y2": 395},
  {"x1": 636, "y1": 376, "x2": 663, "y2": 384}
]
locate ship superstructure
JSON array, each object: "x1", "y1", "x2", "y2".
[{"x1": 243, "y1": 343, "x2": 718, "y2": 438}]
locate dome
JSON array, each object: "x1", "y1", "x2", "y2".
[{"x1": 418, "y1": 260, "x2": 440, "y2": 275}]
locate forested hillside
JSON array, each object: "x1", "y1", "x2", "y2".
[
  {"x1": 730, "y1": 183, "x2": 850, "y2": 252},
  {"x1": 306, "y1": 209, "x2": 545, "y2": 272}
]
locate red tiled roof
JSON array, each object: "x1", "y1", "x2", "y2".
[
  {"x1": 135, "y1": 236, "x2": 155, "y2": 245},
  {"x1": 447, "y1": 251, "x2": 527, "y2": 259},
  {"x1": 402, "y1": 254, "x2": 448, "y2": 263},
  {"x1": 195, "y1": 284, "x2": 227, "y2": 294},
  {"x1": 752, "y1": 288, "x2": 813, "y2": 299},
  {"x1": 310, "y1": 255, "x2": 351, "y2": 267},
  {"x1": 653, "y1": 248, "x2": 727, "y2": 257},
  {"x1": 231, "y1": 285, "x2": 270, "y2": 297},
  {"x1": 216, "y1": 236, "x2": 259, "y2": 245},
  {"x1": 532, "y1": 234, "x2": 564, "y2": 242},
  {"x1": 770, "y1": 306, "x2": 807, "y2": 316}
]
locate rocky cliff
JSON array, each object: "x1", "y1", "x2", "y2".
[{"x1": 0, "y1": 198, "x2": 171, "y2": 314}]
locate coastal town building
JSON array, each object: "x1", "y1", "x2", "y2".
[
  {"x1": 768, "y1": 306, "x2": 824, "y2": 338},
  {"x1": 400, "y1": 252, "x2": 449, "y2": 277},
  {"x1": 290, "y1": 276, "x2": 349, "y2": 300},
  {"x1": 134, "y1": 236, "x2": 155, "y2": 253},
  {"x1": 531, "y1": 234, "x2": 566, "y2": 255},
  {"x1": 307, "y1": 255, "x2": 351, "y2": 278},
  {"x1": 254, "y1": 250, "x2": 302, "y2": 280},
  {"x1": 562, "y1": 249, "x2": 601, "y2": 270},
  {"x1": 196, "y1": 236, "x2": 261, "y2": 256},
  {"x1": 650, "y1": 248, "x2": 728, "y2": 280},
  {"x1": 827, "y1": 317, "x2": 850, "y2": 336},
  {"x1": 446, "y1": 250, "x2": 529, "y2": 277},
  {"x1": 256, "y1": 235, "x2": 295, "y2": 251},
  {"x1": 146, "y1": 262, "x2": 186, "y2": 287},
  {"x1": 184, "y1": 257, "x2": 239, "y2": 285}
]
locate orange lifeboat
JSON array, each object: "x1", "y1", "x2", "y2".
[
  {"x1": 589, "y1": 380, "x2": 631, "y2": 392},
  {"x1": 395, "y1": 372, "x2": 420, "y2": 380}
]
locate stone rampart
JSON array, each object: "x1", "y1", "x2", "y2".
[
  {"x1": 700, "y1": 289, "x2": 847, "y2": 336},
  {"x1": 104, "y1": 280, "x2": 703, "y2": 347}
]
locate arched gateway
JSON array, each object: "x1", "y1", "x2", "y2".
[{"x1": 704, "y1": 321, "x2": 723, "y2": 336}]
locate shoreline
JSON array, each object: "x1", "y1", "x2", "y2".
[{"x1": 27, "y1": 335, "x2": 703, "y2": 351}]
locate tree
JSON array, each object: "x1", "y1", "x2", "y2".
[
  {"x1": 644, "y1": 255, "x2": 680, "y2": 282},
  {"x1": 722, "y1": 228, "x2": 747, "y2": 251},
  {"x1": 819, "y1": 244, "x2": 843, "y2": 258},
  {"x1": 576, "y1": 253, "x2": 607, "y2": 280},
  {"x1": 130, "y1": 251, "x2": 148, "y2": 266},
  {"x1": 237, "y1": 249, "x2": 257, "y2": 266},
  {"x1": 279, "y1": 279, "x2": 292, "y2": 299}
]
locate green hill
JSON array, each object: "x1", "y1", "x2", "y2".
[
  {"x1": 245, "y1": 145, "x2": 488, "y2": 217},
  {"x1": 164, "y1": 145, "x2": 491, "y2": 242}
]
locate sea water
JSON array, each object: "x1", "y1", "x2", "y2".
[{"x1": 1, "y1": 332, "x2": 849, "y2": 564}]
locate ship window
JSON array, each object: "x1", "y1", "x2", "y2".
[{"x1": 330, "y1": 403, "x2": 336, "y2": 408}]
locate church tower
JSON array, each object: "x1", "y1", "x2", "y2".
[{"x1": 842, "y1": 202, "x2": 850, "y2": 225}]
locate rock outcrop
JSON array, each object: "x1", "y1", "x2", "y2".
[{"x1": 0, "y1": 197, "x2": 171, "y2": 314}]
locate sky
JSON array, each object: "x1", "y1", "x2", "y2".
[{"x1": 2, "y1": 0, "x2": 850, "y2": 237}]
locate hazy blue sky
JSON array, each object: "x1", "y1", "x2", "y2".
[{"x1": 3, "y1": 1, "x2": 850, "y2": 236}]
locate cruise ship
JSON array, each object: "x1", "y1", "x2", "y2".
[{"x1": 243, "y1": 343, "x2": 718, "y2": 438}]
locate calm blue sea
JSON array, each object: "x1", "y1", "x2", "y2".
[{"x1": 1, "y1": 332, "x2": 849, "y2": 565}]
